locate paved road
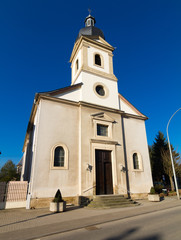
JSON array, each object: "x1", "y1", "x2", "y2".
[{"x1": 40, "y1": 206, "x2": 181, "y2": 240}]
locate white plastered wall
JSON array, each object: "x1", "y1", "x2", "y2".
[
  {"x1": 122, "y1": 117, "x2": 153, "y2": 194},
  {"x1": 74, "y1": 72, "x2": 119, "y2": 109},
  {"x1": 119, "y1": 98, "x2": 139, "y2": 116},
  {"x1": 72, "y1": 49, "x2": 82, "y2": 82},
  {"x1": 30, "y1": 99, "x2": 79, "y2": 198},
  {"x1": 87, "y1": 46, "x2": 109, "y2": 73},
  {"x1": 56, "y1": 88, "x2": 81, "y2": 102}
]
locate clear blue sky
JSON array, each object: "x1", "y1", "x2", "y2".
[{"x1": 0, "y1": 0, "x2": 181, "y2": 167}]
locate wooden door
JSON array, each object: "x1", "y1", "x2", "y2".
[{"x1": 95, "y1": 150, "x2": 113, "y2": 195}]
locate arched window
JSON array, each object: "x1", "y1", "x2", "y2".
[
  {"x1": 95, "y1": 54, "x2": 101, "y2": 66},
  {"x1": 54, "y1": 146, "x2": 65, "y2": 167},
  {"x1": 133, "y1": 153, "x2": 139, "y2": 170},
  {"x1": 51, "y1": 144, "x2": 68, "y2": 169}
]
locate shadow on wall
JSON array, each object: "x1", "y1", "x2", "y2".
[
  {"x1": 121, "y1": 117, "x2": 130, "y2": 197},
  {"x1": 23, "y1": 125, "x2": 35, "y2": 182}
]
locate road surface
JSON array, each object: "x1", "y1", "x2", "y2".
[{"x1": 40, "y1": 206, "x2": 181, "y2": 240}]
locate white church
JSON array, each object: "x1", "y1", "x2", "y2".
[{"x1": 21, "y1": 14, "x2": 153, "y2": 207}]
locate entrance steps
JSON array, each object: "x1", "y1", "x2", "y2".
[{"x1": 86, "y1": 195, "x2": 138, "y2": 209}]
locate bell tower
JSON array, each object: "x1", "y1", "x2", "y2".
[{"x1": 70, "y1": 14, "x2": 119, "y2": 109}]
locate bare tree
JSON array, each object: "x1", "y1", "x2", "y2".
[{"x1": 161, "y1": 147, "x2": 180, "y2": 191}]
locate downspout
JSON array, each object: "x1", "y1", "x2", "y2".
[{"x1": 78, "y1": 104, "x2": 82, "y2": 195}]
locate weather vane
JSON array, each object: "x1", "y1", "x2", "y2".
[{"x1": 88, "y1": 8, "x2": 91, "y2": 15}]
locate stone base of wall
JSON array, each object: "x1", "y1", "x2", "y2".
[
  {"x1": 130, "y1": 193, "x2": 148, "y2": 200},
  {"x1": 30, "y1": 196, "x2": 80, "y2": 208},
  {"x1": 30, "y1": 193, "x2": 149, "y2": 208},
  {"x1": 0, "y1": 201, "x2": 26, "y2": 209},
  {"x1": 30, "y1": 198, "x2": 53, "y2": 208}
]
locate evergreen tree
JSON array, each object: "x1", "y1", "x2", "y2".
[
  {"x1": 150, "y1": 131, "x2": 181, "y2": 189},
  {"x1": 150, "y1": 131, "x2": 168, "y2": 183},
  {"x1": 0, "y1": 160, "x2": 20, "y2": 182}
]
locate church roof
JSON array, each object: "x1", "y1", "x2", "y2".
[
  {"x1": 118, "y1": 93, "x2": 148, "y2": 119},
  {"x1": 38, "y1": 83, "x2": 83, "y2": 97},
  {"x1": 77, "y1": 26, "x2": 105, "y2": 41}
]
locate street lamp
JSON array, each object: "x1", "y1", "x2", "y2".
[{"x1": 166, "y1": 108, "x2": 181, "y2": 200}]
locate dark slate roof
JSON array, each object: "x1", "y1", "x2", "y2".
[
  {"x1": 76, "y1": 26, "x2": 105, "y2": 41},
  {"x1": 76, "y1": 14, "x2": 105, "y2": 41}
]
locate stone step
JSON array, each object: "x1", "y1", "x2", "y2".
[
  {"x1": 88, "y1": 201, "x2": 135, "y2": 207},
  {"x1": 92, "y1": 197, "x2": 129, "y2": 202},
  {"x1": 93, "y1": 194, "x2": 125, "y2": 198},
  {"x1": 86, "y1": 195, "x2": 138, "y2": 209},
  {"x1": 93, "y1": 195, "x2": 125, "y2": 200},
  {"x1": 87, "y1": 203, "x2": 138, "y2": 209},
  {"x1": 91, "y1": 199, "x2": 133, "y2": 205}
]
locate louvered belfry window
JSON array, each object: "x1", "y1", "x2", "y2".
[{"x1": 95, "y1": 54, "x2": 101, "y2": 66}]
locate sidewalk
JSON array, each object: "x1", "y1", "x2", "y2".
[{"x1": 0, "y1": 196, "x2": 181, "y2": 240}]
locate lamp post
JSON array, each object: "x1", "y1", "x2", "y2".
[{"x1": 166, "y1": 108, "x2": 181, "y2": 200}]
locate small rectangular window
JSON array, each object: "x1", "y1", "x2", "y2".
[
  {"x1": 133, "y1": 153, "x2": 139, "y2": 169},
  {"x1": 76, "y1": 59, "x2": 79, "y2": 71},
  {"x1": 97, "y1": 124, "x2": 108, "y2": 136}
]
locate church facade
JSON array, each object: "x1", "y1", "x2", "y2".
[{"x1": 21, "y1": 15, "x2": 153, "y2": 207}]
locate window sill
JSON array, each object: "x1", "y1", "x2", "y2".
[
  {"x1": 51, "y1": 166, "x2": 68, "y2": 170},
  {"x1": 132, "y1": 169, "x2": 143, "y2": 172}
]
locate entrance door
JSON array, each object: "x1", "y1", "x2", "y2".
[{"x1": 95, "y1": 150, "x2": 113, "y2": 195}]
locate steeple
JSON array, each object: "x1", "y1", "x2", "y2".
[
  {"x1": 84, "y1": 14, "x2": 96, "y2": 27},
  {"x1": 76, "y1": 14, "x2": 105, "y2": 40}
]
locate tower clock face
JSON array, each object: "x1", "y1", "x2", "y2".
[{"x1": 94, "y1": 83, "x2": 108, "y2": 98}]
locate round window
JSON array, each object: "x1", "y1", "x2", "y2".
[{"x1": 95, "y1": 85, "x2": 105, "y2": 96}]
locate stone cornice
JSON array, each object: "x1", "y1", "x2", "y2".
[
  {"x1": 122, "y1": 112, "x2": 148, "y2": 120},
  {"x1": 23, "y1": 95, "x2": 147, "y2": 152},
  {"x1": 71, "y1": 66, "x2": 117, "y2": 85},
  {"x1": 90, "y1": 139, "x2": 119, "y2": 145}
]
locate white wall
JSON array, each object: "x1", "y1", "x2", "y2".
[
  {"x1": 72, "y1": 49, "x2": 82, "y2": 82},
  {"x1": 30, "y1": 99, "x2": 80, "y2": 198},
  {"x1": 87, "y1": 46, "x2": 109, "y2": 73},
  {"x1": 57, "y1": 88, "x2": 81, "y2": 102},
  {"x1": 123, "y1": 117, "x2": 153, "y2": 194},
  {"x1": 74, "y1": 72, "x2": 119, "y2": 109},
  {"x1": 119, "y1": 98, "x2": 139, "y2": 115}
]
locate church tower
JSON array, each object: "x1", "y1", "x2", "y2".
[{"x1": 70, "y1": 14, "x2": 119, "y2": 109}]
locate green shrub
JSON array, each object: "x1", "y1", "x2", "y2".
[
  {"x1": 150, "y1": 187, "x2": 156, "y2": 194},
  {"x1": 52, "y1": 189, "x2": 64, "y2": 202},
  {"x1": 154, "y1": 184, "x2": 164, "y2": 194}
]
